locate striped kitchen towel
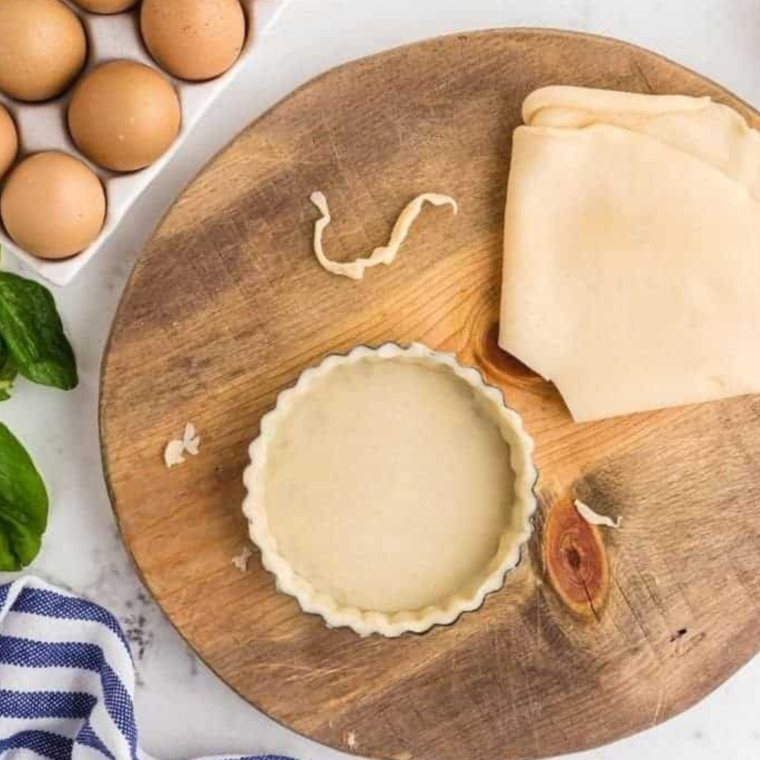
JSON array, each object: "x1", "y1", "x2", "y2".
[{"x1": 0, "y1": 576, "x2": 293, "y2": 760}]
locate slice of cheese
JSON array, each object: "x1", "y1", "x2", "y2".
[{"x1": 499, "y1": 86, "x2": 760, "y2": 422}]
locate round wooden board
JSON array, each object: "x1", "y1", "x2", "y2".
[{"x1": 101, "y1": 29, "x2": 760, "y2": 760}]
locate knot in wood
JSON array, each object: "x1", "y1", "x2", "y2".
[{"x1": 544, "y1": 498, "x2": 610, "y2": 619}]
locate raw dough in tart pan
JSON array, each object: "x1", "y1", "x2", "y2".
[{"x1": 243, "y1": 343, "x2": 537, "y2": 637}]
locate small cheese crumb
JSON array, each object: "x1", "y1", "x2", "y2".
[
  {"x1": 231, "y1": 547, "x2": 253, "y2": 573},
  {"x1": 575, "y1": 499, "x2": 622, "y2": 529},
  {"x1": 184, "y1": 422, "x2": 196, "y2": 443},
  {"x1": 346, "y1": 732, "x2": 358, "y2": 750},
  {"x1": 183, "y1": 423, "x2": 201, "y2": 456},
  {"x1": 164, "y1": 439, "x2": 186, "y2": 468},
  {"x1": 164, "y1": 423, "x2": 202, "y2": 468},
  {"x1": 310, "y1": 190, "x2": 458, "y2": 281}
]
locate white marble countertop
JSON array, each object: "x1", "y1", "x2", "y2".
[{"x1": 3, "y1": 0, "x2": 760, "y2": 758}]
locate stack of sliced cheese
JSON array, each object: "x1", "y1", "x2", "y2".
[{"x1": 499, "y1": 86, "x2": 760, "y2": 422}]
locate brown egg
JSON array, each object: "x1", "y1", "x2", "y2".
[
  {"x1": 141, "y1": 0, "x2": 247, "y2": 82},
  {"x1": 0, "y1": 0, "x2": 87, "y2": 102},
  {"x1": 0, "y1": 105, "x2": 18, "y2": 181},
  {"x1": 1, "y1": 152, "x2": 106, "y2": 260},
  {"x1": 68, "y1": 61, "x2": 181, "y2": 172},
  {"x1": 72, "y1": 0, "x2": 140, "y2": 13}
]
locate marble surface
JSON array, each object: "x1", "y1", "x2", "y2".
[{"x1": 2, "y1": 0, "x2": 760, "y2": 758}]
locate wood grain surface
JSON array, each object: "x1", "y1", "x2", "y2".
[{"x1": 100, "y1": 29, "x2": 760, "y2": 760}]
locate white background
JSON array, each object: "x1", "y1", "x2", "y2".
[{"x1": 2, "y1": 1, "x2": 760, "y2": 759}]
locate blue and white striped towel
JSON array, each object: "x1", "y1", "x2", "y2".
[{"x1": 0, "y1": 576, "x2": 293, "y2": 760}]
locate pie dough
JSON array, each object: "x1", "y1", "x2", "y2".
[
  {"x1": 243, "y1": 343, "x2": 537, "y2": 637},
  {"x1": 310, "y1": 191, "x2": 458, "y2": 280},
  {"x1": 499, "y1": 86, "x2": 760, "y2": 422}
]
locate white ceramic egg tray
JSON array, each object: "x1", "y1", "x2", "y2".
[{"x1": 0, "y1": 0, "x2": 289, "y2": 287}]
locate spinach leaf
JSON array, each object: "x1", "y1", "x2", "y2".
[
  {"x1": 0, "y1": 422, "x2": 48, "y2": 570},
  {"x1": 0, "y1": 365, "x2": 17, "y2": 401},
  {"x1": 0, "y1": 337, "x2": 17, "y2": 402},
  {"x1": 0, "y1": 272, "x2": 77, "y2": 391},
  {"x1": 0, "y1": 529, "x2": 15, "y2": 569}
]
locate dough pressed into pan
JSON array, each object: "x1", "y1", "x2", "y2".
[{"x1": 243, "y1": 343, "x2": 537, "y2": 637}]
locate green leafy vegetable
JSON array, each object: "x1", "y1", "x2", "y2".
[
  {"x1": 0, "y1": 261, "x2": 77, "y2": 570},
  {"x1": 0, "y1": 422, "x2": 48, "y2": 570},
  {"x1": 0, "y1": 272, "x2": 77, "y2": 390},
  {"x1": 0, "y1": 337, "x2": 18, "y2": 402}
]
